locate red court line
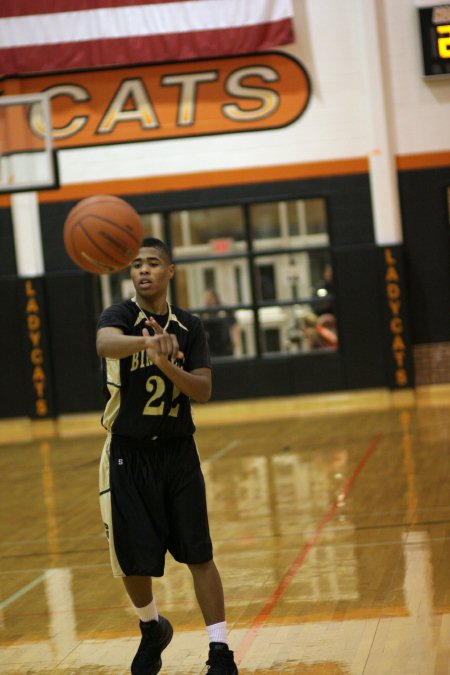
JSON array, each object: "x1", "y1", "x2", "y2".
[{"x1": 235, "y1": 433, "x2": 383, "y2": 664}]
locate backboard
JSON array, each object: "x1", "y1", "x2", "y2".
[{"x1": 0, "y1": 92, "x2": 58, "y2": 193}]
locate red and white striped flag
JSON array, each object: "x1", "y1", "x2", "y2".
[{"x1": 0, "y1": 0, "x2": 295, "y2": 76}]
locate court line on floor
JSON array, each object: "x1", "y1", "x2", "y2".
[
  {"x1": 234, "y1": 432, "x2": 383, "y2": 664},
  {"x1": 204, "y1": 439, "x2": 239, "y2": 463},
  {"x1": 0, "y1": 571, "x2": 50, "y2": 611}
]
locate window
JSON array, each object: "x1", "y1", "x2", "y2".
[
  {"x1": 102, "y1": 198, "x2": 338, "y2": 358},
  {"x1": 251, "y1": 199, "x2": 328, "y2": 243},
  {"x1": 171, "y1": 206, "x2": 245, "y2": 249},
  {"x1": 256, "y1": 263, "x2": 276, "y2": 301}
]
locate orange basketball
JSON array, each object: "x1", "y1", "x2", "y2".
[{"x1": 63, "y1": 194, "x2": 144, "y2": 274}]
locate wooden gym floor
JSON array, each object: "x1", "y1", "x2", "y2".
[{"x1": 0, "y1": 387, "x2": 449, "y2": 674}]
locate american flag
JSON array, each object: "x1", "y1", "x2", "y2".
[{"x1": 0, "y1": 0, "x2": 295, "y2": 76}]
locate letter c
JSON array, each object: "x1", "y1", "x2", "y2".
[{"x1": 29, "y1": 85, "x2": 90, "y2": 140}]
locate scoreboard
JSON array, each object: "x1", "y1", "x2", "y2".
[{"x1": 417, "y1": 3, "x2": 450, "y2": 77}]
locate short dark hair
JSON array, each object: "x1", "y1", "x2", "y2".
[{"x1": 141, "y1": 237, "x2": 172, "y2": 263}]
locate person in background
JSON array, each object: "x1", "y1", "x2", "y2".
[
  {"x1": 313, "y1": 263, "x2": 335, "y2": 316},
  {"x1": 302, "y1": 311, "x2": 338, "y2": 350},
  {"x1": 96, "y1": 238, "x2": 238, "y2": 675},
  {"x1": 201, "y1": 289, "x2": 240, "y2": 357}
]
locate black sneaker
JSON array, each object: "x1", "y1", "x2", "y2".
[
  {"x1": 131, "y1": 615, "x2": 173, "y2": 675},
  {"x1": 206, "y1": 642, "x2": 238, "y2": 674}
]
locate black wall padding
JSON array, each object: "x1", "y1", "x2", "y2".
[
  {"x1": 333, "y1": 246, "x2": 387, "y2": 389},
  {"x1": 398, "y1": 166, "x2": 450, "y2": 345},
  {"x1": 36, "y1": 172, "x2": 390, "y2": 404},
  {"x1": 210, "y1": 350, "x2": 344, "y2": 402},
  {"x1": 17, "y1": 276, "x2": 57, "y2": 418},
  {"x1": 44, "y1": 272, "x2": 104, "y2": 414},
  {"x1": 0, "y1": 209, "x2": 17, "y2": 276},
  {"x1": 40, "y1": 201, "x2": 80, "y2": 274},
  {"x1": 0, "y1": 278, "x2": 29, "y2": 417}
]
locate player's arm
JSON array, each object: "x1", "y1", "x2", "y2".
[
  {"x1": 96, "y1": 326, "x2": 178, "y2": 360},
  {"x1": 157, "y1": 360, "x2": 211, "y2": 404},
  {"x1": 143, "y1": 319, "x2": 211, "y2": 403}
]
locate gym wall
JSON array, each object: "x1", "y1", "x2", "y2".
[{"x1": 0, "y1": 0, "x2": 449, "y2": 417}]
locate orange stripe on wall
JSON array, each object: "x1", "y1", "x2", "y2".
[
  {"x1": 396, "y1": 151, "x2": 450, "y2": 170},
  {"x1": 36, "y1": 157, "x2": 369, "y2": 203},
  {"x1": 1, "y1": 152, "x2": 447, "y2": 208}
]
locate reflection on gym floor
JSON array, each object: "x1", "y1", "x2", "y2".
[{"x1": 1, "y1": 391, "x2": 449, "y2": 674}]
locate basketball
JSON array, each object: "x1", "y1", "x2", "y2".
[{"x1": 63, "y1": 195, "x2": 144, "y2": 274}]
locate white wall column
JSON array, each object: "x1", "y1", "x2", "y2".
[
  {"x1": 11, "y1": 191, "x2": 45, "y2": 276},
  {"x1": 358, "y1": 0, "x2": 403, "y2": 245}
]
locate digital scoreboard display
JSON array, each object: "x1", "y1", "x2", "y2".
[{"x1": 418, "y1": 4, "x2": 450, "y2": 77}]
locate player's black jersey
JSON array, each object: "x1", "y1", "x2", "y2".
[{"x1": 97, "y1": 299, "x2": 211, "y2": 439}]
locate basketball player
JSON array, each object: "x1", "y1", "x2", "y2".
[{"x1": 96, "y1": 237, "x2": 238, "y2": 675}]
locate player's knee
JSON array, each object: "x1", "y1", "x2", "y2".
[{"x1": 187, "y1": 559, "x2": 214, "y2": 575}]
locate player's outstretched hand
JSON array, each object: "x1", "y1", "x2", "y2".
[{"x1": 143, "y1": 318, "x2": 183, "y2": 363}]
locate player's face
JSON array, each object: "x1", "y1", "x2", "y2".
[{"x1": 130, "y1": 247, "x2": 174, "y2": 301}]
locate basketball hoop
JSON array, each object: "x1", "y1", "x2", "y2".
[{"x1": 0, "y1": 93, "x2": 58, "y2": 193}]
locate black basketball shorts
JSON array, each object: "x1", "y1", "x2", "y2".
[{"x1": 99, "y1": 433, "x2": 213, "y2": 577}]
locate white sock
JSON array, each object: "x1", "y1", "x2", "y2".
[
  {"x1": 135, "y1": 598, "x2": 158, "y2": 623},
  {"x1": 206, "y1": 621, "x2": 228, "y2": 645}
]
